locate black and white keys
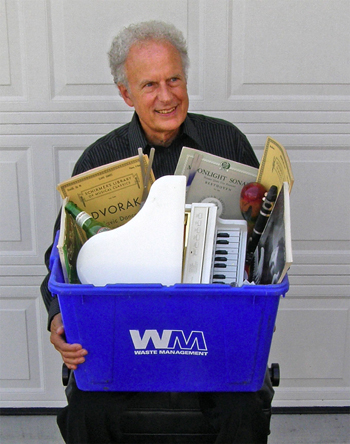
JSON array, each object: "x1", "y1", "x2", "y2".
[
  {"x1": 182, "y1": 204, "x2": 248, "y2": 286},
  {"x1": 210, "y1": 220, "x2": 248, "y2": 287}
]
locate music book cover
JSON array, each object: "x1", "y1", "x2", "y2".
[
  {"x1": 249, "y1": 182, "x2": 293, "y2": 284},
  {"x1": 257, "y1": 137, "x2": 294, "y2": 194},
  {"x1": 174, "y1": 147, "x2": 258, "y2": 220},
  {"x1": 57, "y1": 155, "x2": 155, "y2": 229}
]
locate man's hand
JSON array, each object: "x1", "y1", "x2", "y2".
[{"x1": 50, "y1": 313, "x2": 88, "y2": 370}]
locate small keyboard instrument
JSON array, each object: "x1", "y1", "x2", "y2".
[
  {"x1": 183, "y1": 203, "x2": 247, "y2": 286},
  {"x1": 211, "y1": 217, "x2": 247, "y2": 286}
]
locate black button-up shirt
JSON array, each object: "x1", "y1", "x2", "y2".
[{"x1": 73, "y1": 112, "x2": 259, "y2": 178}]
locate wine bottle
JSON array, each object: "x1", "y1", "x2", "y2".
[{"x1": 65, "y1": 201, "x2": 111, "y2": 238}]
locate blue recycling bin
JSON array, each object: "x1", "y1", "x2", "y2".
[{"x1": 48, "y1": 232, "x2": 288, "y2": 392}]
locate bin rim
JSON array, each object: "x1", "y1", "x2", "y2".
[{"x1": 48, "y1": 231, "x2": 289, "y2": 298}]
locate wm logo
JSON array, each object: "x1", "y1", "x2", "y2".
[{"x1": 130, "y1": 330, "x2": 207, "y2": 351}]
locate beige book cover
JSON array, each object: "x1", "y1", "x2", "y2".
[
  {"x1": 257, "y1": 137, "x2": 294, "y2": 194},
  {"x1": 57, "y1": 155, "x2": 155, "y2": 229}
]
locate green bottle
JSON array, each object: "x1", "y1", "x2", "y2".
[{"x1": 65, "y1": 201, "x2": 111, "y2": 238}]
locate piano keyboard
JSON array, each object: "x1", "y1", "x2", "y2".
[
  {"x1": 211, "y1": 220, "x2": 247, "y2": 286},
  {"x1": 183, "y1": 204, "x2": 247, "y2": 286}
]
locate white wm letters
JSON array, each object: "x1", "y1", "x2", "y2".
[
  {"x1": 130, "y1": 330, "x2": 207, "y2": 351},
  {"x1": 130, "y1": 330, "x2": 172, "y2": 349}
]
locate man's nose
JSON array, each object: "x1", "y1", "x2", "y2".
[{"x1": 157, "y1": 84, "x2": 172, "y2": 102}]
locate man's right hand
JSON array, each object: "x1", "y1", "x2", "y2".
[{"x1": 50, "y1": 313, "x2": 88, "y2": 370}]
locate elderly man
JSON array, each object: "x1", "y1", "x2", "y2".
[{"x1": 41, "y1": 20, "x2": 273, "y2": 444}]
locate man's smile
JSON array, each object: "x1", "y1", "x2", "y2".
[{"x1": 156, "y1": 106, "x2": 177, "y2": 114}]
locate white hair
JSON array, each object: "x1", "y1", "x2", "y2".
[{"x1": 108, "y1": 20, "x2": 189, "y2": 88}]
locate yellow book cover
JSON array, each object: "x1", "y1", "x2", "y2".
[
  {"x1": 257, "y1": 137, "x2": 294, "y2": 194},
  {"x1": 57, "y1": 155, "x2": 155, "y2": 229}
]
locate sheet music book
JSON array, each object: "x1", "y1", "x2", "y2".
[
  {"x1": 175, "y1": 147, "x2": 258, "y2": 220},
  {"x1": 257, "y1": 137, "x2": 294, "y2": 194},
  {"x1": 57, "y1": 155, "x2": 155, "y2": 229}
]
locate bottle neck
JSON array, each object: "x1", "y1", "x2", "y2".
[
  {"x1": 65, "y1": 201, "x2": 81, "y2": 218},
  {"x1": 75, "y1": 211, "x2": 92, "y2": 228}
]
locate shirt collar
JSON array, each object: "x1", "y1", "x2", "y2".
[
  {"x1": 182, "y1": 113, "x2": 202, "y2": 147},
  {"x1": 127, "y1": 112, "x2": 203, "y2": 152}
]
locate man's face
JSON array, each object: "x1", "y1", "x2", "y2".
[{"x1": 118, "y1": 40, "x2": 189, "y2": 146}]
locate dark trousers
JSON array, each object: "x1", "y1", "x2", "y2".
[
  {"x1": 198, "y1": 392, "x2": 269, "y2": 443},
  {"x1": 57, "y1": 376, "x2": 272, "y2": 444}
]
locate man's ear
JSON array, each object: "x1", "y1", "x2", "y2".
[{"x1": 118, "y1": 84, "x2": 134, "y2": 107}]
